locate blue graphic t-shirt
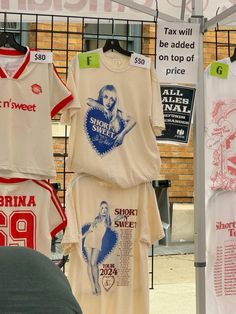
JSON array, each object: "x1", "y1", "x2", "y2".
[{"x1": 61, "y1": 49, "x2": 165, "y2": 187}]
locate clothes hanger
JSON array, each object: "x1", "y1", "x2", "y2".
[
  {"x1": 0, "y1": 32, "x2": 27, "y2": 53},
  {"x1": 230, "y1": 47, "x2": 236, "y2": 63},
  {"x1": 103, "y1": 39, "x2": 132, "y2": 57}
]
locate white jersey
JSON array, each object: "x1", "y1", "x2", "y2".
[
  {"x1": 62, "y1": 174, "x2": 164, "y2": 314},
  {"x1": 61, "y1": 49, "x2": 165, "y2": 188},
  {"x1": 0, "y1": 47, "x2": 73, "y2": 180},
  {"x1": 0, "y1": 177, "x2": 67, "y2": 258}
]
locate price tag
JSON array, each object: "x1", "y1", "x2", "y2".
[
  {"x1": 30, "y1": 51, "x2": 53, "y2": 63},
  {"x1": 79, "y1": 52, "x2": 100, "y2": 68},
  {"x1": 130, "y1": 53, "x2": 150, "y2": 69},
  {"x1": 210, "y1": 62, "x2": 229, "y2": 79}
]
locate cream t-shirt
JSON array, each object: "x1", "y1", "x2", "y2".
[
  {"x1": 62, "y1": 174, "x2": 164, "y2": 314},
  {"x1": 61, "y1": 49, "x2": 165, "y2": 188},
  {"x1": 0, "y1": 47, "x2": 73, "y2": 180}
]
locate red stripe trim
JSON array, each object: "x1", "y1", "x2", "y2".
[
  {"x1": 33, "y1": 180, "x2": 67, "y2": 230},
  {"x1": 53, "y1": 64, "x2": 67, "y2": 87},
  {"x1": 33, "y1": 180, "x2": 63, "y2": 212},
  {"x1": 0, "y1": 48, "x2": 26, "y2": 56},
  {"x1": 40, "y1": 180, "x2": 63, "y2": 210},
  {"x1": 13, "y1": 48, "x2": 30, "y2": 79},
  {"x1": 0, "y1": 177, "x2": 29, "y2": 184},
  {"x1": 0, "y1": 67, "x2": 7, "y2": 78},
  {"x1": 51, "y1": 220, "x2": 67, "y2": 237},
  {"x1": 51, "y1": 94, "x2": 73, "y2": 118}
]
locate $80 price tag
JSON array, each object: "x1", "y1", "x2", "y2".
[
  {"x1": 30, "y1": 51, "x2": 53, "y2": 63},
  {"x1": 130, "y1": 53, "x2": 150, "y2": 69}
]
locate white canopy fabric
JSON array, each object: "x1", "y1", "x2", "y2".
[
  {"x1": 159, "y1": 0, "x2": 236, "y2": 22},
  {"x1": 0, "y1": 0, "x2": 235, "y2": 23}
]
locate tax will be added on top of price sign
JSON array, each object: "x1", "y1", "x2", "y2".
[{"x1": 156, "y1": 21, "x2": 200, "y2": 85}]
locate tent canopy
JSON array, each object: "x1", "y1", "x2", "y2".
[{"x1": 0, "y1": 0, "x2": 235, "y2": 24}]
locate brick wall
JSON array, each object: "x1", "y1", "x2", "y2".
[
  {"x1": 204, "y1": 27, "x2": 236, "y2": 67},
  {"x1": 28, "y1": 22, "x2": 236, "y2": 204}
]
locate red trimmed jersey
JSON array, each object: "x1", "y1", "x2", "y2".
[
  {"x1": 0, "y1": 47, "x2": 73, "y2": 179},
  {"x1": 0, "y1": 177, "x2": 67, "y2": 258}
]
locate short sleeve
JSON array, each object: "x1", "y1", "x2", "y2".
[
  {"x1": 45, "y1": 182, "x2": 67, "y2": 237},
  {"x1": 60, "y1": 57, "x2": 81, "y2": 125},
  {"x1": 49, "y1": 64, "x2": 73, "y2": 118},
  {"x1": 61, "y1": 183, "x2": 80, "y2": 255},
  {"x1": 140, "y1": 183, "x2": 165, "y2": 246},
  {"x1": 33, "y1": 180, "x2": 67, "y2": 237},
  {"x1": 150, "y1": 65, "x2": 165, "y2": 136}
]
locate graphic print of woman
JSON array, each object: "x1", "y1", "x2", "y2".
[
  {"x1": 87, "y1": 85, "x2": 136, "y2": 147},
  {"x1": 82, "y1": 201, "x2": 121, "y2": 295}
]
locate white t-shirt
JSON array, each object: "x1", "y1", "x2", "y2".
[
  {"x1": 0, "y1": 177, "x2": 67, "y2": 258},
  {"x1": 206, "y1": 191, "x2": 236, "y2": 314},
  {"x1": 205, "y1": 58, "x2": 236, "y2": 200},
  {"x1": 61, "y1": 49, "x2": 165, "y2": 188},
  {"x1": 205, "y1": 59, "x2": 236, "y2": 313},
  {"x1": 0, "y1": 47, "x2": 73, "y2": 180},
  {"x1": 62, "y1": 174, "x2": 164, "y2": 314}
]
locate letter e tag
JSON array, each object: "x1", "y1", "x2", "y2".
[
  {"x1": 79, "y1": 53, "x2": 100, "y2": 68},
  {"x1": 210, "y1": 62, "x2": 229, "y2": 79}
]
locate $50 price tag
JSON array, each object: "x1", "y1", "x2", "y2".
[
  {"x1": 30, "y1": 51, "x2": 53, "y2": 63},
  {"x1": 130, "y1": 53, "x2": 150, "y2": 69}
]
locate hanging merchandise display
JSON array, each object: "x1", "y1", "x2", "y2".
[
  {"x1": 0, "y1": 177, "x2": 67, "y2": 258},
  {"x1": 205, "y1": 57, "x2": 236, "y2": 313},
  {"x1": 62, "y1": 174, "x2": 164, "y2": 314},
  {"x1": 0, "y1": 11, "x2": 164, "y2": 311},
  {"x1": 59, "y1": 37, "x2": 166, "y2": 314},
  {"x1": 0, "y1": 46, "x2": 73, "y2": 180},
  {"x1": 61, "y1": 48, "x2": 165, "y2": 188}
]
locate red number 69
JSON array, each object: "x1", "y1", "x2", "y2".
[{"x1": 0, "y1": 210, "x2": 36, "y2": 248}]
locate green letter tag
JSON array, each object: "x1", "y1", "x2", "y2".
[
  {"x1": 210, "y1": 62, "x2": 229, "y2": 79},
  {"x1": 79, "y1": 52, "x2": 100, "y2": 68}
]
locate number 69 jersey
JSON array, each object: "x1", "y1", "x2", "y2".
[{"x1": 0, "y1": 177, "x2": 67, "y2": 258}]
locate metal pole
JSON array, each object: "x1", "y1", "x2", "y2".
[
  {"x1": 181, "y1": 0, "x2": 186, "y2": 20},
  {"x1": 112, "y1": 0, "x2": 180, "y2": 22},
  {"x1": 191, "y1": 1, "x2": 206, "y2": 314},
  {"x1": 205, "y1": 5, "x2": 236, "y2": 30}
]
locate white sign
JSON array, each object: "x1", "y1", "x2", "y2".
[
  {"x1": 130, "y1": 52, "x2": 150, "y2": 69},
  {"x1": 156, "y1": 21, "x2": 200, "y2": 85},
  {"x1": 30, "y1": 51, "x2": 53, "y2": 63}
]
